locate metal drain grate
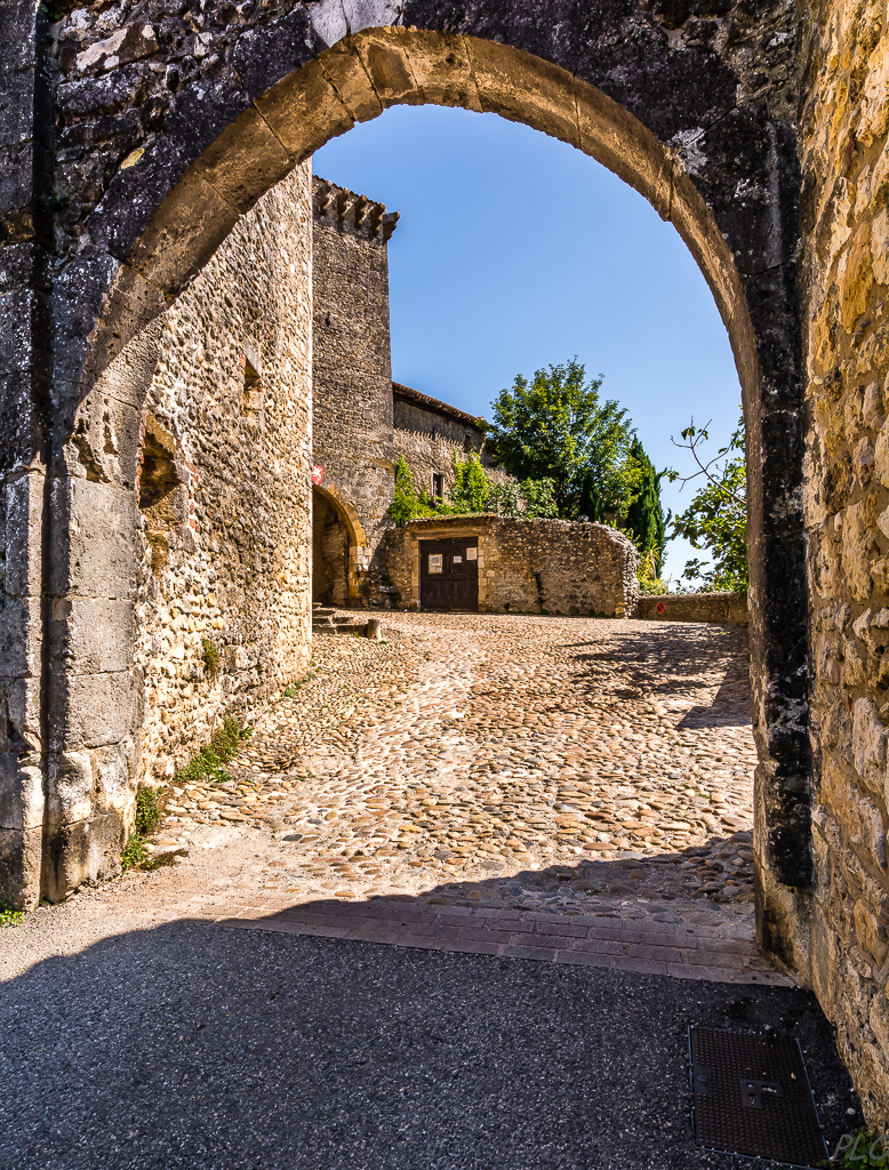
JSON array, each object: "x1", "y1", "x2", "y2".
[{"x1": 689, "y1": 1026, "x2": 827, "y2": 1168}]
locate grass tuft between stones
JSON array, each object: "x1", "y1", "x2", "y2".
[
  {"x1": 173, "y1": 715, "x2": 252, "y2": 786},
  {"x1": 121, "y1": 785, "x2": 167, "y2": 873},
  {"x1": 0, "y1": 903, "x2": 25, "y2": 928},
  {"x1": 119, "y1": 717, "x2": 253, "y2": 873},
  {"x1": 202, "y1": 638, "x2": 222, "y2": 680}
]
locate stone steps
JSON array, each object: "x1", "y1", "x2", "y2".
[{"x1": 312, "y1": 606, "x2": 382, "y2": 640}]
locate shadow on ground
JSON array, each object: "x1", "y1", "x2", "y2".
[
  {"x1": 0, "y1": 912, "x2": 860, "y2": 1170},
  {"x1": 273, "y1": 832, "x2": 757, "y2": 908},
  {"x1": 571, "y1": 623, "x2": 751, "y2": 724}
]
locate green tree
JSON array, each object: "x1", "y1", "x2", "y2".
[
  {"x1": 449, "y1": 452, "x2": 490, "y2": 513},
  {"x1": 489, "y1": 358, "x2": 638, "y2": 520},
  {"x1": 667, "y1": 415, "x2": 747, "y2": 592},
  {"x1": 390, "y1": 454, "x2": 438, "y2": 525},
  {"x1": 622, "y1": 438, "x2": 666, "y2": 575},
  {"x1": 519, "y1": 477, "x2": 558, "y2": 519}
]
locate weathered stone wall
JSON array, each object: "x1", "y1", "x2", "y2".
[
  {"x1": 799, "y1": 0, "x2": 889, "y2": 1121},
  {"x1": 393, "y1": 383, "x2": 513, "y2": 502},
  {"x1": 637, "y1": 592, "x2": 748, "y2": 626},
  {"x1": 312, "y1": 176, "x2": 397, "y2": 601},
  {"x1": 0, "y1": 1, "x2": 818, "y2": 1083},
  {"x1": 0, "y1": 0, "x2": 48, "y2": 912},
  {"x1": 385, "y1": 516, "x2": 638, "y2": 617},
  {"x1": 131, "y1": 163, "x2": 313, "y2": 788}
]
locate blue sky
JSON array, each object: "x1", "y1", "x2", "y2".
[{"x1": 315, "y1": 105, "x2": 743, "y2": 582}]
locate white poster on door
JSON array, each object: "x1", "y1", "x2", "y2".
[{"x1": 428, "y1": 554, "x2": 443, "y2": 574}]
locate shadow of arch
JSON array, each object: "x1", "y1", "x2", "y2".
[{"x1": 43, "y1": 21, "x2": 811, "y2": 969}]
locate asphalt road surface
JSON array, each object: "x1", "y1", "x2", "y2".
[{"x1": 0, "y1": 923, "x2": 860, "y2": 1170}]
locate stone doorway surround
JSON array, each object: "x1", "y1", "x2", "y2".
[
  {"x1": 312, "y1": 482, "x2": 368, "y2": 606},
  {"x1": 3, "y1": 0, "x2": 810, "y2": 1077}
]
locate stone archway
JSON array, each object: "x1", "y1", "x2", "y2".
[
  {"x1": 312, "y1": 482, "x2": 368, "y2": 607},
  {"x1": 1, "y1": 11, "x2": 807, "y2": 978}
]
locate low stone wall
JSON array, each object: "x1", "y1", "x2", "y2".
[
  {"x1": 637, "y1": 592, "x2": 748, "y2": 626},
  {"x1": 383, "y1": 516, "x2": 637, "y2": 617}
]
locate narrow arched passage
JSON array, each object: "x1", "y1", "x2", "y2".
[{"x1": 312, "y1": 484, "x2": 367, "y2": 607}]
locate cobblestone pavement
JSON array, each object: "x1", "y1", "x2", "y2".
[{"x1": 152, "y1": 612, "x2": 766, "y2": 971}]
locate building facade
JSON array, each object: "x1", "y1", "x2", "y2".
[{"x1": 311, "y1": 176, "x2": 611, "y2": 613}]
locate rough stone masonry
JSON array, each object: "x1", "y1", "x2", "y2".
[{"x1": 1, "y1": 0, "x2": 888, "y2": 1122}]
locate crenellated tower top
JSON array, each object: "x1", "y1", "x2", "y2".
[{"x1": 312, "y1": 176, "x2": 400, "y2": 242}]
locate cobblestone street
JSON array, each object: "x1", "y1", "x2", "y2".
[{"x1": 156, "y1": 613, "x2": 758, "y2": 927}]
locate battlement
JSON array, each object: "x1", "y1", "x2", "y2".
[{"x1": 313, "y1": 176, "x2": 400, "y2": 242}]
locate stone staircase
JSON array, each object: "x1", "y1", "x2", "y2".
[{"x1": 312, "y1": 605, "x2": 382, "y2": 640}]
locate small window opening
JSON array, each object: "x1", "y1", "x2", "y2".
[
  {"x1": 138, "y1": 414, "x2": 186, "y2": 573},
  {"x1": 463, "y1": 433, "x2": 473, "y2": 453},
  {"x1": 432, "y1": 473, "x2": 444, "y2": 501},
  {"x1": 243, "y1": 355, "x2": 263, "y2": 414},
  {"x1": 139, "y1": 427, "x2": 179, "y2": 513}
]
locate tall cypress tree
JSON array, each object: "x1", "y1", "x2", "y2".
[{"x1": 623, "y1": 438, "x2": 666, "y2": 575}]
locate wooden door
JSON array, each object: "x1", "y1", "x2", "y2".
[{"x1": 420, "y1": 538, "x2": 479, "y2": 612}]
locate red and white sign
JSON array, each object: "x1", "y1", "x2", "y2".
[{"x1": 311, "y1": 464, "x2": 324, "y2": 486}]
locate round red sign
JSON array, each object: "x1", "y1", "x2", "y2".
[
  {"x1": 311, "y1": 464, "x2": 324, "y2": 486},
  {"x1": 656, "y1": 601, "x2": 666, "y2": 615}
]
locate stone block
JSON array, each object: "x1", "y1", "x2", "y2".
[
  {"x1": 91, "y1": 743, "x2": 133, "y2": 814},
  {"x1": 53, "y1": 597, "x2": 135, "y2": 675},
  {"x1": 64, "y1": 390, "x2": 142, "y2": 491},
  {"x1": 2, "y1": 676, "x2": 40, "y2": 751},
  {"x1": 0, "y1": 825, "x2": 41, "y2": 910},
  {"x1": 0, "y1": 754, "x2": 43, "y2": 831},
  {"x1": 315, "y1": 37, "x2": 383, "y2": 124},
  {"x1": 256, "y1": 56, "x2": 354, "y2": 159},
  {"x1": 41, "y1": 810, "x2": 126, "y2": 904},
  {"x1": 0, "y1": 596, "x2": 41, "y2": 678},
  {"x1": 53, "y1": 476, "x2": 136, "y2": 601},
  {"x1": 400, "y1": 29, "x2": 482, "y2": 110},
  {"x1": 852, "y1": 697, "x2": 889, "y2": 796},
  {"x1": 341, "y1": 30, "x2": 417, "y2": 112},
  {"x1": 74, "y1": 23, "x2": 159, "y2": 74},
  {"x1": 46, "y1": 751, "x2": 94, "y2": 828},
  {"x1": 50, "y1": 670, "x2": 136, "y2": 752},
  {"x1": 191, "y1": 105, "x2": 295, "y2": 215},
  {"x1": 466, "y1": 36, "x2": 580, "y2": 149},
  {"x1": 4, "y1": 469, "x2": 44, "y2": 597}
]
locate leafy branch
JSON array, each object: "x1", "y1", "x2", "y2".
[{"x1": 666, "y1": 418, "x2": 745, "y2": 508}]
